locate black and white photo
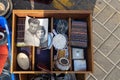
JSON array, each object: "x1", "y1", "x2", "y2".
[{"x1": 24, "y1": 16, "x2": 48, "y2": 47}]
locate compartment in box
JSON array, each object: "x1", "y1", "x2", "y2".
[
  {"x1": 52, "y1": 47, "x2": 72, "y2": 71},
  {"x1": 12, "y1": 46, "x2": 32, "y2": 71},
  {"x1": 35, "y1": 47, "x2": 51, "y2": 71},
  {"x1": 71, "y1": 48, "x2": 88, "y2": 71}
]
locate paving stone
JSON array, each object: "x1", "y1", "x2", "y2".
[
  {"x1": 96, "y1": 6, "x2": 115, "y2": 23},
  {"x1": 87, "y1": 76, "x2": 96, "y2": 80},
  {"x1": 91, "y1": 0, "x2": 106, "y2": 9},
  {"x1": 99, "y1": 35, "x2": 119, "y2": 56},
  {"x1": 93, "y1": 33, "x2": 103, "y2": 48},
  {"x1": 105, "y1": 12, "x2": 120, "y2": 32},
  {"x1": 94, "y1": 51, "x2": 114, "y2": 72},
  {"x1": 109, "y1": 0, "x2": 120, "y2": 12},
  {"x1": 93, "y1": 64, "x2": 106, "y2": 80},
  {"x1": 105, "y1": 67, "x2": 120, "y2": 80},
  {"x1": 113, "y1": 25, "x2": 120, "y2": 38},
  {"x1": 93, "y1": 20, "x2": 110, "y2": 39},
  {"x1": 93, "y1": 46, "x2": 96, "y2": 52},
  {"x1": 117, "y1": 61, "x2": 120, "y2": 68},
  {"x1": 108, "y1": 44, "x2": 120, "y2": 64},
  {"x1": 104, "y1": 0, "x2": 111, "y2": 2},
  {"x1": 92, "y1": 7, "x2": 100, "y2": 16},
  {"x1": 70, "y1": 0, "x2": 95, "y2": 10}
]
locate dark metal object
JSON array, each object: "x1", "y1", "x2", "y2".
[
  {"x1": 54, "y1": 19, "x2": 68, "y2": 34},
  {"x1": 0, "y1": 30, "x2": 7, "y2": 45}
]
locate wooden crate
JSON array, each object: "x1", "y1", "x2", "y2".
[{"x1": 11, "y1": 10, "x2": 93, "y2": 77}]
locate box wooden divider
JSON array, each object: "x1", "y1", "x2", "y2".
[{"x1": 11, "y1": 10, "x2": 93, "y2": 80}]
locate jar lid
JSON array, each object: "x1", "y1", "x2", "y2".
[{"x1": 53, "y1": 34, "x2": 67, "y2": 49}]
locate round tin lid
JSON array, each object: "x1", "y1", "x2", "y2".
[
  {"x1": 53, "y1": 34, "x2": 67, "y2": 49},
  {"x1": 17, "y1": 52, "x2": 30, "y2": 70}
]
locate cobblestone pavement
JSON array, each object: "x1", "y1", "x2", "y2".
[
  {"x1": 85, "y1": 0, "x2": 120, "y2": 80},
  {"x1": 12, "y1": 0, "x2": 120, "y2": 80}
]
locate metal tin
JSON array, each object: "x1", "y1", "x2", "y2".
[
  {"x1": 73, "y1": 60, "x2": 86, "y2": 71},
  {"x1": 17, "y1": 52, "x2": 30, "y2": 70},
  {"x1": 56, "y1": 57, "x2": 70, "y2": 71},
  {"x1": 72, "y1": 48, "x2": 84, "y2": 59},
  {"x1": 53, "y1": 34, "x2": 67, "y2": 50}
]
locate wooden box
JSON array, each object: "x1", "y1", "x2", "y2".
[{"x1": 11, "y1": 10, "x2": 93, "y2": 80}]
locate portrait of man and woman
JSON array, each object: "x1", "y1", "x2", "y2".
[{"x1": 24, "y1": 16, "x2": 48, "y2": 48}]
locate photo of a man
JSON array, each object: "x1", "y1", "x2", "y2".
[{"x1": 24, "y1": 16, "x2": 48, "y2": 47}]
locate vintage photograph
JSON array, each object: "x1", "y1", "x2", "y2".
[{"x1": 24, "y1": 16, "x2": 48, "y2": 47}]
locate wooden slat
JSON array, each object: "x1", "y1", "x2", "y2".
[
  {"x1": 32, "y1": 46, "x2": 35, "y2": 70},
  {"x1": 11, "y1": 12, "x2": 17, "y2": 72},
  {"x1": 19, "y1": 74, "x2": 28, "y2": 80},
  {"x1": 68, "y1": 17, "x2": 72, "y2": 71},
  {"x1": 13, "y1": 10, "x2": 91, "y2": 14},
  {"x1": 76, "y1": 74, "x2": 86, "y2": 80},
  {"x1": 50, "y1": 17, "x2": 53, "y2": 71},
  {"x1": 12, "y1": 10, "x2": 91, "y2": 18},
  {"x1": 87, "y1": 14, "x2": 93, "y2": 73},
  {"x1": 51, "y1": 71, "x2": 91, "y2": 74}
]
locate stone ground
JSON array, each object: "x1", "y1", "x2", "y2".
[{"x1": 12, "y1": 0, "x2": 120, "y2": 80}]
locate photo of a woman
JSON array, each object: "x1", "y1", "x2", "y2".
[{"x1": 34, "y1": 26, "x2": 47, "y2": 47}]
